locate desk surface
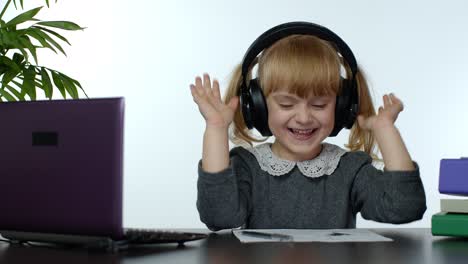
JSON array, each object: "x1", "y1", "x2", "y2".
[{"x1": 0, "y1": 228, "x2": 467, "y2": 264}]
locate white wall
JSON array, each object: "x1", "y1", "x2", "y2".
[{"x1": 7, "y1": 0, "x2": 468, "y2": 228}]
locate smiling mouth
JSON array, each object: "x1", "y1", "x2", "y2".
[{"x1": 288, "y1": 128, "x2": 317, "y2": 140}]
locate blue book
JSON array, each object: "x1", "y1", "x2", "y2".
[{"x1": 439, "y1": 158, "x2": 468, "y2": 195}]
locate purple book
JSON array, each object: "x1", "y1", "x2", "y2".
[{"x1": 439, "y1": 158, "x2": 468, "y2": 195}]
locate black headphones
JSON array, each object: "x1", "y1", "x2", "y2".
[{"x1": 239, "y1": 21, "x2": 359, "y2": 137}]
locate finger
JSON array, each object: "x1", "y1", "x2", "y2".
[
  {"x1": 378, "y1": 106, "x2": 384, "y2": 114},
  {"x1": 190, "y1": 84, "x2": 205, "y2": 102},
  {"x1": 383, "y1": 94, "x2": 391, "y2": 108},
  {"x1": 227, "y1": 96, "x2": 239, "y2": 111},
  {"x1": 389, "y1": 93, "x2": 399, "y2": 101},
  {"x1": 191, "y1": 82, "x2": 212, "y2": 107},
  {"x1": 390, "y1": 93, "x2": 404, "y2": 111},
  {"x1": 194, "y1": 76, "x2": 204, "y2": 96},
  {"x1": 195, "y1": 76, "x2": 202, "y2": 87},
  {"x1": 203, "y1": 73, "x2": 212, "y2": 93},
  {"x1": 213, "y1": 79, "x2": 222, "y2": 101},
  {"x1": 357, "y1": 115, "x2": 367, "y2": 129},
  {"x1": 190, "y1": 84, "x2": 202, "y2": 104}
]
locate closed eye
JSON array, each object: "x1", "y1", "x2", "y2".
[
  {"x1": 313, "y1": 104, "x2": 326, "y2": 108},
  {"x1": 279, "y1": 104, "x2": 293, "y2": 109}
]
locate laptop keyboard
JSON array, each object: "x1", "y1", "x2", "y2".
[{"x1": 123, "y1": 228, "x2": 207, "y2": 244}]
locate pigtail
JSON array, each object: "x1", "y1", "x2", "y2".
[
  {"x1": 345, "y1": 68, "x2": 380, "y2": 160},
  {"x1": 223, "y1": 62, "x2": 267, "y2": 146}
]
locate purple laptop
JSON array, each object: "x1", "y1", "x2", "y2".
[{"x1": 0, "y1": 98, "x2": 206, "y2": 248}]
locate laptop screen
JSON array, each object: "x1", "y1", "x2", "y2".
[{"x1": 0, "y1": 98, "x2": 125, "y2": 239}]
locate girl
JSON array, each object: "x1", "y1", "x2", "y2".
[{"x1": 190, "y1": 22, "x2": 426, "y2": 230}]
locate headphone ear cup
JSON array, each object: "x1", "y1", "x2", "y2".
[
  {"x1": 343, "y1": 79, "x2": 358, "y2": 128},
  {"x1": 248, "y1": 79, "x2": 272, "y2": 136},
  {"x1": 331, "y1": 96, "x2": 345, "y2": 137},
  {"x1": 240, "y1": 86, "x2": 254, "y2": 129},
  {"x1": 330, "y1": 78, "x2": 352, "y2": 137}
]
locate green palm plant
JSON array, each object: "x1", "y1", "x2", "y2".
[{"x1": 0, "y1": 0, "x2": 86, "y2": 101}]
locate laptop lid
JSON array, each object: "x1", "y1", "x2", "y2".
[{"x1": 0, "y1": 97, "x2": 125, "y2": 239}]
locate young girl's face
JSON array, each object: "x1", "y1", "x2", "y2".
[{"x1": 267, "y1": 90, "x2": 336, "y2": 161}]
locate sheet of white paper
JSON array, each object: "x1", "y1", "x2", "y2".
[{"x1": 233, "y1": 229, "x2": 392, "y2": 243}]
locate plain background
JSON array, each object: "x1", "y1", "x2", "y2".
[{"x1": 5, "y1": 0, "x2": 468, "y2": 228}]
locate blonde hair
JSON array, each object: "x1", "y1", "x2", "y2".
[{"x1": 224, "y1": 35, "x2": 378, "y2": 158}]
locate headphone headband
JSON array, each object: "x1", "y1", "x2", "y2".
[{"x1": 241, "y1": 22, "x2": 358, "y2": 86}]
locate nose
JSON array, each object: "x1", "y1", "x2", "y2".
[{"x1": 294, "y1": 105, "x2": 312, "y2": 124}]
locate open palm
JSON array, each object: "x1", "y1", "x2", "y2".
[
  {"x1": 358, "y1": 93, "x2": 404, "y2": 131},
  {"x1": 190, "y1": 74, "x2": 239, "y2": 128}
]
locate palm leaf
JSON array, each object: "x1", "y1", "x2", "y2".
[
  {"x1": 18, "y1": 36, "x2": 38, "y2": 63},
  {"x1": 6, "y1": 84, "x2": 25, "y2": 100},
  {"x1": 22, "y1": 66, "x2": 36, "y2": 100},
  {"x1": 51, "y1": 70, "x2": 66, "y2": 98},
  {"x1": 0, "y1": 56, "x2": 21, "y2": 88},
  {"x1": 0, "y1": 56, "x2": 21, "y2": 72},
  {"x1": 36, "y1": 21, "x2": 84, "y2": 31},
  {"x1": 5, "y1": 7, "x2": 42, "y2": 27},
  {"x1": 32, "y1": 25, "x2": 70, "y2": 45},
  {"x1": 2, "y1": 70, "x2": 20, "y2": 89},
  {"x1": 59, "y1": 73, "x2": 78, "y2": 98},
  {"x1": 25, "y1": 28, "x2": 57, "y2": 53},
  {"x1": 12, "y1": 52, "x2": 25, "y2": 65},
  {"x1": 32, "y1": 29, "x2": 67, "y2": 56},
  {"x1": 16, "y1": 47, "x2": 30, "y2": 63},
  {"x1": 11, "y1": 79, "x2": 27, "y2": 98},
  {"x1": 0, "y1": 87, "x2": 17, "y2": 101},
  {"x1": 0, "y1": 64, "x2": 8, "y2": 75},
  {"x1": 58, "y1": 72, "x2": 87, "y2": 97},
  {"x1": 40, "y1": 67, "x2": 53, "y2": 98}
]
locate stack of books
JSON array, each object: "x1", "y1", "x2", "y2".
[{"x1": 432, "y1": 158, "x2": 468, "y2": 237}]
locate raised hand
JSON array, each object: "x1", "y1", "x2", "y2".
[
  {"x1": 190, "y1": 73, "x2": 239, "y2": 128},
  {"x1": 358, "y1": 93, "x2": 404, "y2": 131}
]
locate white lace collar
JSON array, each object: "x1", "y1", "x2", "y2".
[{"x1": 246, "y1": 143, "x2": 347, "y2": 178}]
